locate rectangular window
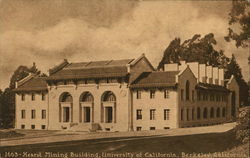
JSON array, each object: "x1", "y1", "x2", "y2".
[
  {"x1": 186, "y1": 109, "x2": 189, "y2": 121},
  {"x1": 31, "y1": 125, "x2": 35, "y2": 129},
  {"x1": 150, "y1": 90, "x2": 155, "y2": 99},
  {"x1": 31, "y1": 93, "x2": 35, "y2": 101},
  {"x1": 181, "y1": 109, "x2": 184, "y2": 121},
  {"x1": 164, "y1": 90, "x2": 169, "y2": 99},
  {"x1": 41, "y1": 125, "x2": 46, "y2": 130},
  {"x1": 192, "y1": 90, "x2": 194, "y2": 101},
  {"x1": 150, "y1": 109, "x2": 156, "y2": 120},
  {"x1": 21, "y1": 110, "x2": 25, "y2": 119},
  {"x1": 181, "y1": 89, "x2": 184, "y2": 101},
  {"x1": 197, "y1": 91, "x2": 201, "y2": 101},
  {"x1": 164, "y1": 127, "x2": 170, "y2": 130},
  {"x1": 42, "y1": 110, "x2": 46, "y2": 119},
  {"x1": 136, "y1": 127, "x2": 142, "y2": 131},
  {"x1": 210, "y1": 94, "x2": 214, "y2": 101},
  {"x1": 136, "y1": 90, "x2": 141, "y2": 99},
  {"x1": 84, "y1": 107, "x2": 91, "y2": 123},
  {"x1": 164, "y1": 109, "x2": 170, "y2": 120},
  {"x1": 150, "y1": 127, "x2": 155, "y2": 130},
  {"x1": 21, "y1": 124, "x2": 25, "y2": 129},
  {"x1": 42, "y1": 93, "x2": 45, "y2": 101},
  {"x1": 21, "y1": 94, "x2": 25, "y2": 101},
  {"x1": 136, "y1": 109, "x2": 142, "y2": 120},
  {"x1": 31, "y1": 110, "x2": 36, "y2": 119}
]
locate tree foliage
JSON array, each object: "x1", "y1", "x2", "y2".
[
  {"x1": 235, "y1": 107, "x2": 250, "y2": 144},
  {"x1": 158, "y1": 33, "x2": 248, "y2": 106},
  {"x1": 225, "y1": 0, "x2": 250, "y2": 48},
  {"x1": 0, "y1": 63, "x2": 46, "y2": 128},
  {"x1": 158, "y1": 33, "x2": 229, "y2": 70}
]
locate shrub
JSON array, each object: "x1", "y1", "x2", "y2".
[{"x1": 235, "y1": 107, "x2": 250, "y2": 144}]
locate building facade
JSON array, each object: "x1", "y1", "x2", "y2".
[{"x1": 14, "y1": 54, "x2": 239, "y2": 131}]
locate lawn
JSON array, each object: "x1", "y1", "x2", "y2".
[{"x1": 1, "y1": 129, "x2": 247, "y2": 158}]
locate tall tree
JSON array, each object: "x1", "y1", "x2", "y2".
[
  {"x1": 2, "y1": 62, "x2": 46, "y2": 128},
  {"x1": 225, "y1": 0, "x2": 250, "y2": 48},
  {"x1": 225, "y1": 54, "x2": 249, "y2": 106},
  {"x1": 158, "y1": 33, "x2": 228, "y2": 70}
]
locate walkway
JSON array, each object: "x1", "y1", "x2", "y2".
[{"x1": 0, "y1": 122, "x2": 236, "y2": 147}]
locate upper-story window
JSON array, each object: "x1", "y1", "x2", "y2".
[
  {"x1": 136, "y1": 109, "x2": 142, "y2": 120},
  {"x1": 31, "y1": 93, "x2": 35, "y2": 101},
  {"x1": 164, "y1": 90, "x2": 169, "y2": 99},
  {"x1": 210, "y1": 94, "x2": 214, "y2": 101},
  {"x1": 197, "y1": 91, "x2": 201, "y2": 101},
  {"x1": 41, "y1": 93, "x2": 45, "y2": 101},
  {"x1": 181, "y1": 89, "x2": 184, "y2": 101},
  {"x1": 31, "y1": 110, "x2": 36, "y2": 119},
  {"x1": 185, "y1": 80, "x2": 190, "y2": 100},
  {"x1": 164, "y1": 109, "x2": 170, "y2": 120},
  {"x1": 150, "y1": 90, "x2": 155, "y2": 99},
  {"x1": 21, "y1": 94, "x2": 25, "y2": 101},
  {"x1": 192, "y1": 90, "x2": 194, "y2": 101},
  {"x1": 136, "y1": 90, "x2": 142, "y2": 99},
  {"x1": 150, "y1": 109, "x2": 156, "y2": 120},
  {"x1": 21, "y1": 110, "x2": 25, "y2": 119},
  {"x1": 42, "y1": 110, "x2": 46, "y2": 119}
]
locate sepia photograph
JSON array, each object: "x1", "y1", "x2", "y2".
[{"x1": 0, "y1": 0, "x2": 249, "y2": 158}]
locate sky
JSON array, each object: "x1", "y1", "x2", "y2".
[{"x1": 0, "y1": 0, "x2": 249, "y2": 90}]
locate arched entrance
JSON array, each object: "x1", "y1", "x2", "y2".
[
  {"x1": 59, "y1": 92, "x2": 73, "y2": 123},
  {"x1": 101, "y1": 91, "x2": 116, "y2": 123},
  {"x1": 79, "y1": 92, "x2": 94, "y2": 123}
]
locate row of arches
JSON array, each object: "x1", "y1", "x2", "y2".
[
  {"x1": 181, "y1": 107, "x2": 226, "y2": 121},
  {"x1": 58, "y1": 91, "x2": 117, "y2": 123},
  {"x1": 59, "y1": 91, "x2": 116, "y2": 103}
]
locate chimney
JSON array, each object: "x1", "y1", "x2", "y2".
[
  {"x1": 206, "y1": 66, "x2": 213, "y2": 84},
  {"x1": 218, "y1": 68, "x2": 224, "y2": 86},
  {"x1": 199, "y1": 64, "x2": 206, "y2": 83},
  {"x1": 212, "y1": 67, "x2": 219, "y2": 85}
]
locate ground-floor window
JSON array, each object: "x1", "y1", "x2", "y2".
[
  {"x1": 31, "y1": 125, "x2": 35, "y2": 129},
  {"x1": 21, "y1": 124, "x2": 25, "y2": 129},
  {"x1": 63, "y1": 107, "x2": 70, "y2": 122},
  {"x1": 181, "y1": 109, "x2": 184, "y2": 120},
  {"x1": 150, "y1": 127, "x2": 155, "y2": 130},
  {"x1": 197, "y1": 107, "x2": 201, "y2": 120},
  {"x1": 216, "y1": 108, "x2": 220, "y2": 118},
  {"x1": 105, "y1": 107, "x2": 113, "y2": 123},
  {"x1": 41, "y1": 125, "x2": 46, "y2": 129},
  {"x1": 136, "y1": 127, "x2": 142, "y2": 131},
  {"x1": 84, "y1": 107, "x2": 91, "y2": 123},
  {"x1": 222, "y1": 107, "x2": 226, "y2": 117},
  {"x1": 186, "y1": 109, "x2": 189, "y2": 121},
  {"x1": 164, "y1": 127, "x2": 170, "y2": 130}
]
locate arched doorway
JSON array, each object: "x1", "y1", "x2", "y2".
[
  {"x1": 59, "y1": 92, "x2": 73, "y2": 123},
  {"x1": 203, "y1": 107, "x2": 208, "y2": 119},
  {"x1": 79, "y1": 92, "x2": 94, "y2": 123},
  {"x1": 101, "y1": 91, "x2": 116, "y2": 123},
  {"x1": 210, "y1": 107, "x2": 214, "y2": 118}
]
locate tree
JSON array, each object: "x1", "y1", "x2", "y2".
[
  {"x1": 158, "y1": 33, "x2": 248, "y2": 106},
  {"x1": 225, "y1": 0, "x2": 250, "y2": 48},
  {"x1": 158, "y1": 33, "x2": 229, "y2": 70},
  {"x1": 1, "y1": 62, "x2": 46, "y2": 128},
  {"x1": 225, "y1": 54, "x2": 249, "y2": 106}
]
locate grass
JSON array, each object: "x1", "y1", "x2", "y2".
[
  {"x1": 0, "y1": 130, "x2": 244, "y2": 156},
  {"x1": 0, "y1": 130, "x2": 24, "y2": 139}
]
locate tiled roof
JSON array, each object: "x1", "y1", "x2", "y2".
[
  {"x1": 13, "y1": 77, "x2": 47, "y2": 92},
  {"x1": 47, "y1": 59, "x2": 134, "y2": 80},
  {"x1": 130, "y1": 71, "x2": 179, "y2": 88},
  {"x1": 195, "y1": 83, "x2": 229, "y2": 92}
]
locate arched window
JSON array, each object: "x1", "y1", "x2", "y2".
[
  {"x1": 197, "y1": 107, "x2": 201, "y2": 120},
  {"x1": 222, "y1": 107, "x2": 226, "y2": 117},
  {"x1": 59, "y1": 92, "x2": 73, "y2": 102},
  {"x1": 192, "y1": 108, "x2": 195, "y2": 120},
  {"x1": 102, "y1": 91, "x2": 116, "y2": 102},
  {"x1": 203, "y1": 107, "x2": 208, "y2": 119},
  {"x1": 80, "y1": 92, "x2": 94, "y2": 102},
  {"x1": 186, "y1": 80, "x2": 190, "y2": 100},
  {"x1": 216, "y1": 107, "x2": 221, "y2": 118},
  {"x1": 210, "y1": 107, "x2": 214, "y2": 118}
]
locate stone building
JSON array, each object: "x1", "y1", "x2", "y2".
[{"x1": 14, "y1": 54, "x2": 239, "y2": 131}]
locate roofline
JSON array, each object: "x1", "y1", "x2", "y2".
[{"x1": 129, "y1": 54, "x2": 155, "y2": 71}]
